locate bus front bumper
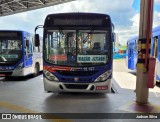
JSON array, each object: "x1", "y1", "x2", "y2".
[{"x1": 43, "y1": 78, "x2": 112, "y2": 93}]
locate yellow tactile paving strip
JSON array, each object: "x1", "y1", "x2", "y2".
[
  {"x1": 0, "y1": 101, "x2": 72, "y2": 122},
  {"x1": 0, "y1": 101, "x2": 37, "y2": 113},
  {"x1": 120, "y1": 101, "x2": 160, "y2": 113}
]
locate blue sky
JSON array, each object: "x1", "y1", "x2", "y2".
[
  {"x1": 0, "y1": 0, "x2": 160, "y2": 45},
  {"x1": 132, "y1": 0, "x2": 160, "y2": 11},
  {"x1": 132, "y1": 0, "x2": 140, "y2": 11}
]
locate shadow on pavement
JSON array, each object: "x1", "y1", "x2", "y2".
[{"x1": 0, "y1": 71, "x2": 43, "y2": 82}]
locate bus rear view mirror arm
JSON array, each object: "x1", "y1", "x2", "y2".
[
  {"x1": 34, "y1": 25, "x2": 44, "y2": 47},
  {"x1": 35, "y1": 25, "x2": 44, "y2": 34}
]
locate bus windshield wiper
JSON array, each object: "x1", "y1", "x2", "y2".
[
  {"x1": 59, "y1": 28, "x2": 64, "y2": 37},
  {"x1": 83, "y1": 29, "x2": 94, "y2": 43}
]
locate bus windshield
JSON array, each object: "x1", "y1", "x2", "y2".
[
  {"x1": 44, "y1": 30, "x2": 110, "y2": 66},
  {"x1": 0, "y1": 39, "x2": 22, "y2": 62}
]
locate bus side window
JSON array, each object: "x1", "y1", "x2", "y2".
[
  {"x1": 134, "y1": 39, "x2": 138, "y2": 52},
  {"x1": 152, "y1": 36, "x2": 158, "y2": 58},
  {"x1": 27, "y1": 40, "x2": 32, "y2": 54},
  {"x1": 25, "y1": 39, "x2": 29, "y2": 54},
  {"x1": 32, "y1": 37, "x2": 35, "y2": 52}
]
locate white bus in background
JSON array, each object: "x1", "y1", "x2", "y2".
[{"x1": 0, "y1": 30, "x2": 43, "y2": 78}]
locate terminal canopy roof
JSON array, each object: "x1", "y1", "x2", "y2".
[{"x1": 0, "y1": 0, "x2": 74, "y2": 17}]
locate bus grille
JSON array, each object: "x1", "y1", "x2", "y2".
[
  {"x1": 64, "y1": 84, "x2": 88, "y2": 89},
  {"x1": 61, "y1": 78, "x2": 93, "y2": 83},
  {"x1": 56, "y1": 70, "x2": 98, "y2": 76}
]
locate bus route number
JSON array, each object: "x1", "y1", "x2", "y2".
[
  {"x1": 83, "y1": 67, "x2": 95, "y2": 71},
  {"x1": 70, "y1": 67, "x2": 95, "y2": 71}
]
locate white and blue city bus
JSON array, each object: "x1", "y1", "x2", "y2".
[
  {"x1": 126, "y1": 35, "x2": 138, "y2": 71},
  {"x1": 126, "y1": 26, "x2": 160, "y2": 82},
  {"x1": 35, "y1": 13, "x2": 115, "y2": 93},
  {"x1": 0, "y1": 30, "x2": 43, "y2": 78}
]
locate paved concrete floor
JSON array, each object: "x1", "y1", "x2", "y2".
[
  {"x1": 0, "y1": 59, "x2": 160, "y2": 122},
  {"x1": 113, "y1": 59, "x2": 160, "y2": 97}
]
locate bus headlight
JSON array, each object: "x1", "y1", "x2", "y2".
[
  {"x1": 44, "y1": 70, "x2": 59, "y2": 81},
  {"x1": 95, "y1": 70, "x2": 112, "y2": 82}
]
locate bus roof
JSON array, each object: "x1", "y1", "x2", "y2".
[
  {"x1": 0, "y1": 30, "x2": 29, "y2": 33},
  {"x1": 127, "y1": 25, "x2": 160, "y2": 43},
  {"x1": 152, "y1": 26, "x2": 160, "y2": 33},
  {"x1": 44, "y1": 12, "x2": 112, "y2": 29},
  {"x1": 46, "y1": 12, "x2": 111, "y2": 18},
  {"x1": 127, "y1": 35, "x2": 138, "y2": 43},
  {"x1": 152, "y1": 26, "x2": 160, "y2": 37}
]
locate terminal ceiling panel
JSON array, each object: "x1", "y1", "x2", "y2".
[{"x1": 0, "y1": 0, "x2": 74, "y2": 17}]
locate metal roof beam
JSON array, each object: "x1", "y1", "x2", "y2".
[
  {"x1": 38, "y1": 0, "x2": 45, "y2": 4},
  {"x1": 0, "y1": 0, "x2": 75, "y2": 17},
  {"x1": 16, "y1": 1, "x2": 27, "y2": 8},
  {"x1": 1, "y1": 5, "x2": 13, "y2": 12},
  {"x1": 0, "y1": 0, "x2": 15, "y2": 7}
]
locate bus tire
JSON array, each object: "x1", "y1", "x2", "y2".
[
  {"x1": 156, "y1": 80, "x2": 160, "y2": 83},
  {"x1": 5, "y1": 76, "x2": 13, "y2": 80},
  {"x1": 33, "y1": 63, "x2": 39, "y2": 77}
]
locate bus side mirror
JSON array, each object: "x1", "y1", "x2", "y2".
[{"x1": 35, "y1": 34, "x2": 40, "y2": 47}]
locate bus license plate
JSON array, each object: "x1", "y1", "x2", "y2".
[
  {"x1": 0, "y1": 74, "x2": 5, "y2": 76},
  {"x1": 96, "y1": 86, "x2": 108, "y2": 90}
]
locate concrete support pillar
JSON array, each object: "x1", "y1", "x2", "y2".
[{"x1": 136, "y1": 0, "x2": 154, "y2": 104}]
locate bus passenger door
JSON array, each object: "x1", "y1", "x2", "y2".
[
  {"x1": 24, "y1": 39, "x2": 33, "y2": 68},
  {"x1": 151, "y1": 36, "x2": 160, "y2": 82},
  {"x1": 156, "y1": 36, "x2": 160, "y2": 81},
  {"x1": 126, "y1": 43, "x2": 129, "y2": 67},
  {"x1": 128, "y1": 45, "x2": 134, "y2": 70}
]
